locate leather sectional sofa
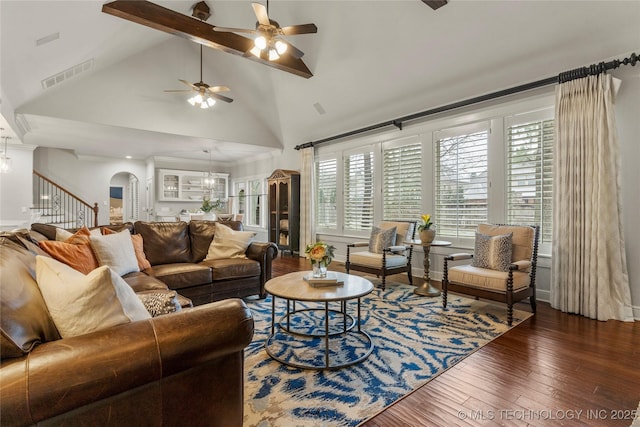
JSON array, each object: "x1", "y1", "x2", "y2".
[
  {"x1": 0, "y1": 230, "x2": 255, "y2": 426},
  {"x1": 31, "y1": 220, "x2": 278, "y2": 306},
  {"x1": 1, "y1": 220, "x2": 278, "y2": 426}
]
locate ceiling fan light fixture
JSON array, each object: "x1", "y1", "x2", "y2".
[
  {"x1": 250, "y1": 46, "x2": 262, "y2": 58},
  {"x1": 207, "y1": 97, "x2": 216, "y2": 107},
  {"x1": 268, "y1": 48, "x2": 280, "y2": 61},
  {"x1": 187, "y1": 96, "x2": 197, "y2": 106},
  {"x1": 254, "y1": 35, "x2": 267, "y2": 50},
  {"x1": 275, "y1": 40, "x2": 287, "y2": 55}
]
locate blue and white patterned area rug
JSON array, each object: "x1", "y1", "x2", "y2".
[{"x1": 243, "y1": 283, "x2": 531, "y2": 427}]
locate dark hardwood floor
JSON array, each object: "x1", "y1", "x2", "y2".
[{"x1": 271, "y1": 255, "x2": 640, "y2": 427}]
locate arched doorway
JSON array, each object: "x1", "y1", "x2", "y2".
[{"x1": 109, "y1": 172, "x2": 139, "y2": 225}]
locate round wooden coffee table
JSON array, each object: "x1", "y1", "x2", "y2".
[{"x1": 264, "y1": 271, "x2": 374, "y2": 370}]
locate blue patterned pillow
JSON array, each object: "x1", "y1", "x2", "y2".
[
  {"x1": 369, "y1": 226, "x2": 397, "y2": 254},
  {"x1": 472, "y1": 232, "x2": 513, "y2": 271}
]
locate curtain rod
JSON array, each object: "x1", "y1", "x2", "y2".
[{"x1": 295, "y1": 52, "x2": 638, "y2": 150}]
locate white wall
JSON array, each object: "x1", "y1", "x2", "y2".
[{"x1": 0, "y1": 145, "x2": 35, "y2": 229}]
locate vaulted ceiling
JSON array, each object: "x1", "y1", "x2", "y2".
[{"x1": 1, "y1": 1, "x2": 638, "y2": 163}]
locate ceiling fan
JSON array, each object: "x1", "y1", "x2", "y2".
[
  {"x1": 164, "y1": 44, "x2": 233, "y2": 109},
  {"x1": 421, "y1": 0, "x2": 448, "y2": 10},
  {"x1": 213, "y1": 1, "x2": 317, "y2": 61}
]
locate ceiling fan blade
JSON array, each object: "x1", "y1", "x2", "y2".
[
  {"x1": 164, "y1": 89, "x2": 193, "y2": 93},
  {"x1": 213, "y1": 26, "x2": 255, "y2": 34},
  {"x1": 179, "y1": 79, "x2": 198, "y2": 90},
  {"x1": 207, "y1": 86, "x2": 231, "y2": 93},
  {"x1": 209, "y1": 92, "x2": 234, "y2": 103},
  {"x1": 280, "y1": 23, "x2": 318, "y2": 36},
  {"x1": 421, "y1": 0, "x2": 448, "y2": 10},
  {"x1": 252, "y1": 2, "x2": 270, "y2": 26}
]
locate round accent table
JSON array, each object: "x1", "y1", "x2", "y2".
[
  {"x1": 264, "y1": 271, "x2": 374, "y2": 370},
  {"x1": 410, "y1": 239, "x2": 452, "y2": 297}
]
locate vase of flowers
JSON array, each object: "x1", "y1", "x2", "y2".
[
  {"x1": 305, "y1": 241, "x2": 335, "y2": 278},
  {"x1": 418, "y1": 214, "x2": 436, "y2": 244},
  {"x1": 201, "y1": 197, "x2": 222, "y2": 220}
]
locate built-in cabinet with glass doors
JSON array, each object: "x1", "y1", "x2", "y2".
[
  {"x1": 268, "y1": 169, "x2": 300, "y2": 255},
  {"x1": 157, "y1": 169, "x2": 228, "y2": 202}
]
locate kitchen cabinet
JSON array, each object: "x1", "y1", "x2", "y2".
[{"x1": 157, "y1": 169, "x2": 228, "y2": 202}]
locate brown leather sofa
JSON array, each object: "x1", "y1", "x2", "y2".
[
  {"x1": 31, "y1": 220, "x2": 278, "y2": 306},
  {"x1": 0, "y1": 232, "x2": 254, "y2": 427}
]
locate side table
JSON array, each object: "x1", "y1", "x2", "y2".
[{"x1": 409, "y1": 239, "x2": 452, "y2": 297}]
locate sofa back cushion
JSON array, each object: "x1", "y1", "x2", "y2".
[
  {"x1": 189, "y1": 220, "x2": 218, "y2": 263},
  {"x1": 134, "y1": 221, "x2": 191, "y2": 265},
  {"x1": 189, "y1": 220, "x2": 245, "y2": 263},
  {"x1": 0, "y1": 237, "x2": 60, "y2": 359}
]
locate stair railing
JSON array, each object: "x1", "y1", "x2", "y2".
[{"x1": 33, "y1": 170, "x2": 99, "y2": 228}]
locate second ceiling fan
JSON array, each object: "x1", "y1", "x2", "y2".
[{"x1": 214, "y1": 1, "x2": 317, "y2": 61}]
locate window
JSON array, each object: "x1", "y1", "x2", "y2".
[
  {"x1": 506, "y1": 116, "x2": 554, "y2": 243},
  {"x1": 315, "y1": 158, "x2": 337, "y2": 229},
  {"x1": 344, "y1": 149, "x2": 374, "y2": 232},
  {"x1": 434, "y1": 123, "x2": 489, "y2": 239},
  {"x1": 232, "y1": 178, "x2": 265, "y2": 227},
  {"x1": 382, "y1": 141, "x2": 422, "y2": 221}
]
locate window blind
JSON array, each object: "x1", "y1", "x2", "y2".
[
  {"x1": 382, "y1": 142, "x2": 422, "y2": 221},
  {"x1": 315, "y1": 158, "x2": 337, "y2": 229},
  {"x1": 344, "y1": 150, "x2": 374, "y2": 231},
  {"x1": 434, "y1": 127, "x2": 488, "y2": 239},
  {"x1": 507, "y1": 119, "x2": 554, "y2": 243}
]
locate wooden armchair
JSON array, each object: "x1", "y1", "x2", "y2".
[
  {"x1": 345, "y1": 220, "x2": 416, "y2": 290},
  {"x1": 442, "y1": 224, "x2": 539, "y2": 326}
]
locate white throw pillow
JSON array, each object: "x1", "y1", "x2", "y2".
[
  {"x1": 205, "y1": 223, "x2": 256, "y2": 260},
  {"x1": 56, "y1": 227, "x2": 101, "y2": 241},
  {"x1": 90, "y1": 230, "x2": 140, "y2": 276},
  {"x1": 35, "y1": 256, "x2": 150, "y2": 338}
]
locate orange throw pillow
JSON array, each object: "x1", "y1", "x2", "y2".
[
  {"x1": 102, "y1": 228, "x2": 152, "y2": 271},
  {"x1": 39, "y1": 227, "x2": 99, "y2": 274}
]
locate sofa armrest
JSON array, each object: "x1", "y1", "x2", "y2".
[
  {"x1": 1, "y1": 299, "x2": 253, "y2": 426},
  {"x1": 246, "y1": 242, "x2": 278, "y2": 296}
]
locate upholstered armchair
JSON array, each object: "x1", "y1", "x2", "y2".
[
  {"x1": 442, "y1": 224, "x2": 539, "y2": 326},
  {"x1": 345, "y1": 220, "x2": 416, "y2": 290}
]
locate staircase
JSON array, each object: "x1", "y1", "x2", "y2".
[{"x1": 32, "y1": 170, "x2": 99, "y2": 228}]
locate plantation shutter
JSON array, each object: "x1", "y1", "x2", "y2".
[
  {"x1": 382, "y1": 142, "x2": 422, "y2": 221},
  {"x1": 506, "y1": 118, "x2": 554, "y2": 243},
  {"x1": 315, "y1": 158, "x2": 337, "y2": 229},
  {"x1": 434, "y1": 123, "x2": 489, "y2": 239},
  {"x1": 344, "y1": 149, "x2": 374, "y2": 232}
]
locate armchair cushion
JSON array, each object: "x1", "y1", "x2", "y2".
[
  {"x1": 349, "y1": 251, "x2": 407, "y2": 268},
  {"x1": 379, "y1": 221, "x2": 415, "y2": 246},
  {"x1": 477, "y1": 224, "x2": 534, "y2": 262},
  {"x1": 472, "y1": 232, "x2": 513, "y2": 272},
  {"x1": 448, "y1": 264, "x2": 531, "y2": 292},
  {"x1": 368, "y1": 226, "x2": 396, "y2": 254}
]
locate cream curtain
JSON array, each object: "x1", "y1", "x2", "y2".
[
  {"x1": 551, "y1": 73, "x2": 633, "y2": 321},
  {"x1": 299, "y1": 147, "x2": 315, "y2": 253}
]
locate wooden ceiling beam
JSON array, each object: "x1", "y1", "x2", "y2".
[{"x1": 102, "y1": 0, "x2": 313, "y2": 78}]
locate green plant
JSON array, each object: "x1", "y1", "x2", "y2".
[
  {"x1": 417, "y1": 214, "x2": 433, "y2": 231},
  {"x1": 201, "y1": 197, "x2": 222, "y2": 213}
]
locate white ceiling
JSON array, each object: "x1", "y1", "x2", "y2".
[{"x1": 1, "y1": 0, "x2": 639, "y2": 163}]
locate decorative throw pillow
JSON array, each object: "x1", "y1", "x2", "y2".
[
  {"x1": 102, "y1": 228, "x2": 151, "y2": 270},
  {"x1": 369, "y1": 226, "x2": 397, "y2": 254},
  {"x1": 137, "y1": 290, "x2": 182, "y2": 317},
  {"x1": 472, "y1": 232, "x2": 513, "y2": 271},
  {"x1": 55, "y1": 226, "x2": 101, "y2": 242},
  {"x1": 205, "y1": 223, "x2": 256, "y2": 260},
  {"x1": 39, "y1": 227, "x2": 99, "y2": 274},
  {"x1": 35, "y1": 256, "x2": 150, "y2": 338},
  {"x1": 90, "y1": 230, "x2": 140, "y2": 276}
]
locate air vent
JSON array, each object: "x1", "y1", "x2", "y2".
[
  {"x1": 36, "y1": 32, "x2": 60, "y2": 47},
  {"x1": 41, "y1": 59, "x2": 94, "y2": 89}
]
